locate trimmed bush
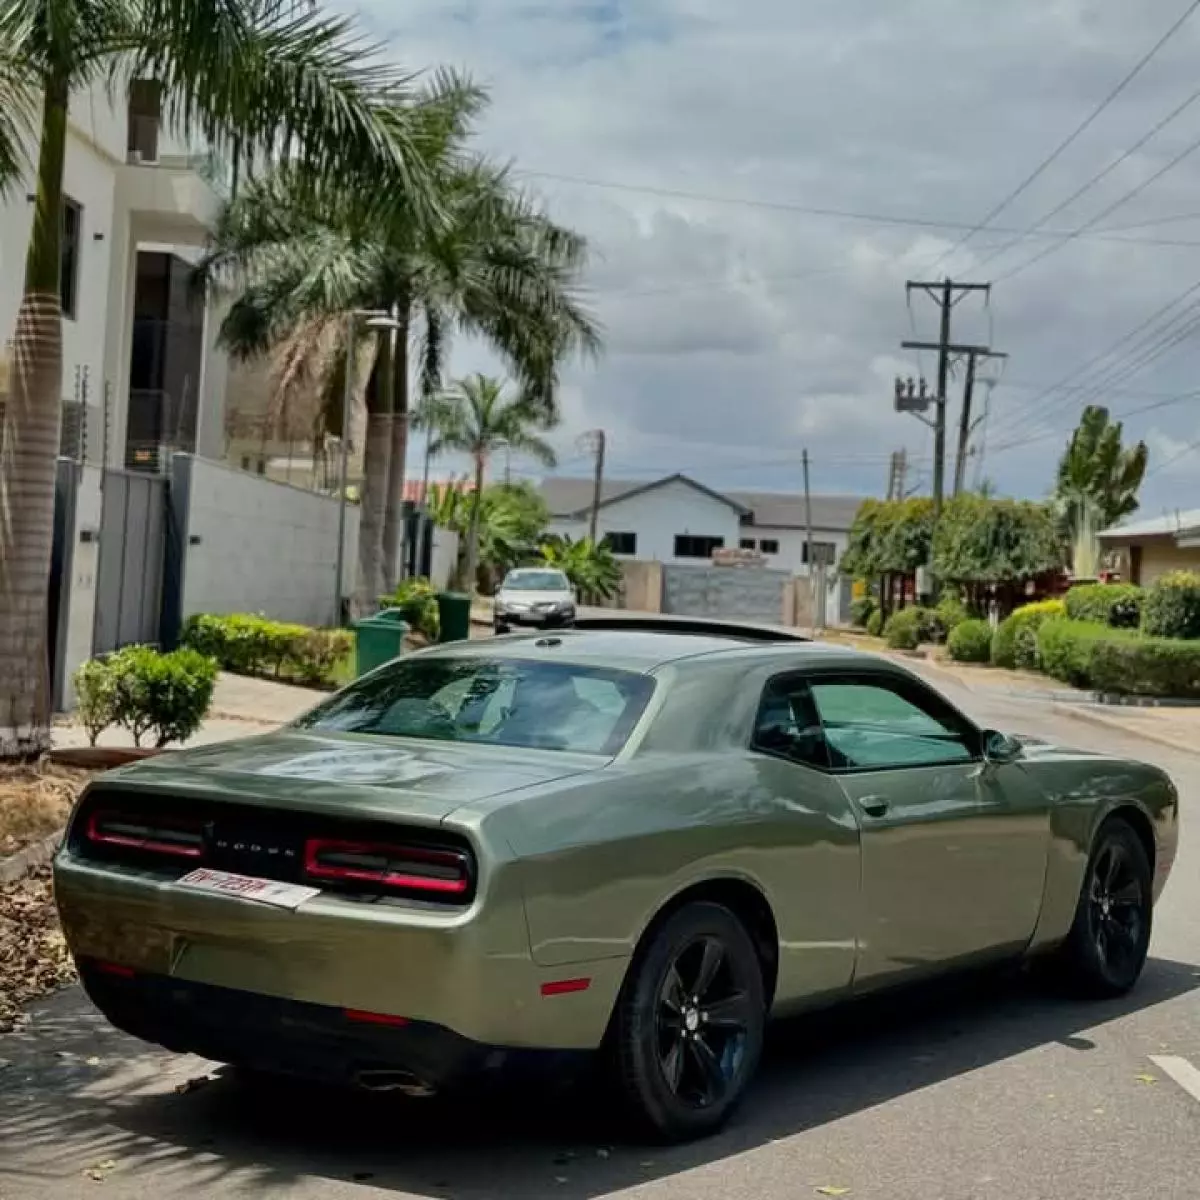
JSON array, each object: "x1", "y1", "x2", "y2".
[
  {"x1": 181, "y1": 613, "x2": 349, "y2": 686},
  {"x1": 990, "y1": 599, "x2": 1065, "y2": 669},
  {"x1": 850, "y1": 595, "x2": 876, "y2": 629},
  {"x1": 947, "y1": 618, "x2": 993, "y2": 663},
  {"x1": 1141, "y1": 571, "x2": 1200, "y2": 640},
  {"x1": 1088, "y1": 635, "x2": 1200, "y2": 698},
  {"x1": 72, "y1": 646, "x2": 218, "y2": 748},
  {"x1": 1036, "y1": 619, "x2": 1112, "y2": 688},
  {"x1": 884, "y1": 606, "x2": 924, "y2": 651},
  {"x1": 935, "y1": 593, "x2": 971, "y2": 638},
  {"x1": 865, "y1": 608, "x2": 884, "y2": 637},
  {"x1": 1064, "y1": 583, "x2": 1144, "y2": 629},
  {"x1": 382, "y1": 577, "x2": 440, "y2": 640}
]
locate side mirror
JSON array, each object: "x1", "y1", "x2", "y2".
[{"x1": 982, "y1": 729, "x2": 1021, "y2": 764}]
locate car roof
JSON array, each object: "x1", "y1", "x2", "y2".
[{"x1": 424, "y1": 617, "x2": 870, "y2": 673}]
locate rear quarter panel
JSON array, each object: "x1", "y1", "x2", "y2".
[
  {"x1": 465, "y1": 752, "x2": 861, "y2": 1017},
  {"x1": 1021, "y1": 749, "x2": 1179, "y2": 950}
]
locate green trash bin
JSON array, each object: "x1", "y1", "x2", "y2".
[
  {"x1": 436, "y1": 591, "x2": 471, "y2": 643},
  {"x1": 353, "y1": 607, "x2": 409, "y2": 677}
]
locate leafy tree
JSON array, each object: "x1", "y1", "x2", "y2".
[
  {"x1": 421, "y1": 374, "x2": 557, "y2": 591},
  {"x1": 539, "y1": 535, "x2": 622, "y2": 604},
  {"x1": 202, "y1": 111, "x2": 600, "y2": 604},
  {"x1": 1055, "y1": 405, "x2": 1148, "y2": 531},
  {"x1": 0, "y1": 0, "x2": 428, "y2": 758}
]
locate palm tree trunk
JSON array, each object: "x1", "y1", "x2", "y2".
[
  {"x1": 0, "y1": 80, "x2": 68, "y2": 759},
  {"x1": 463, "y1": 454, "x2": 486, "y2": 595},
  {"x1": 354, "y1": 335, "x2": 393, "y2": 614},
  {"x1": 381, "y1": 310, "x2": 410, "y2": 593}
]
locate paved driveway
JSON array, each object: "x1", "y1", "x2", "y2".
[{"x1": 3, "y1": 665, "x2": 1199, "y2": 1200}]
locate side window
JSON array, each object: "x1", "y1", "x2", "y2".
[
  {"x1": 751, "y1": 676, "x2": 830, "y2": 770},
  {"x1": 809, "y1": 678, "x2": 977, "y2": 770}
]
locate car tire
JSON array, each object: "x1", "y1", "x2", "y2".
[
  {"x1": 1054, "y1": 817, "x2": 1153, "y2": 998},
  {"x1": 610, "y1": 901, "x2": 766, "y2": 1142},
  {"x1": 494, "y1": 622, "x2": 509, "y2": 635}
]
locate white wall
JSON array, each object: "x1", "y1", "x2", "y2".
[
  {"x1": 430, "y1": 527, "x2": 460, "y2": 590},
  {"x1": 180, "y1": 457, "x2": 359, "y2": 628},
  {"x1": 547, "y1": 479, "x2": 742, "y2": 564},
  {"x1": 59, "y1": 465, "x2": 104, "y2": 709}
]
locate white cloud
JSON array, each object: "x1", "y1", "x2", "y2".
[{"x1": 341, "y1": 0, "x2": 1200, "y2": 507}]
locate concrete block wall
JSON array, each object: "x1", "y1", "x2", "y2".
[
  {"x1": 662, "y1": 563, "x2": 791, "y2": 625},
  {"x1": 175, "y1": 454, "x2": 359, "y2": 628}
]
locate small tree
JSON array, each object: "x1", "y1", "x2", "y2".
[
  {"x1": 539, "y1": 535, "x2": 621, "y2": 604},
  {"x1": 1055, "y1": 405, "x2": 1147, "y2": 533}
]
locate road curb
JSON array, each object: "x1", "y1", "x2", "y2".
[
  {"x1": 1049, "y1": 702, "x2": 1200, "y2": 758},
  {"x1": 0, "y1": 831, "x2": 62, "y2": 886}
]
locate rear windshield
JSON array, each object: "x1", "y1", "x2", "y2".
[
  {"x1": 295, "y1": 657, "x2": 654, "y2": 756},
  {"x1": 502, "y1": 571, "x2": 569, "y2": 591}
]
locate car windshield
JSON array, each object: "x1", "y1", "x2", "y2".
[
  {"x1": 502, "y1": 571, "x2": 569, "y2": 592},
  {"x1": 295, "y1": 657, "x2": 654, "y2": 755}
]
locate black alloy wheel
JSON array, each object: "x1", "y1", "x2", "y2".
[{"x1": 611, "y1": 901, "x2": 765, "y2": 1141}]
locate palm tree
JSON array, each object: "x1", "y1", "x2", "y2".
[
  {"x1": 1055, "y1": 405, "x2": 1148, "y2": 530},
  {"x1": 0, "y1": 0, "x2": 435, "y2": 758},
  {"x1": 424, "y1": 374, "x2": 557, "y2": 591},
  {"x1": 200, "y1": 116, "x2": 600, "y2": 606}
]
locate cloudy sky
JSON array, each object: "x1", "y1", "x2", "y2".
[{"x1": 342, "y1": 0, "x2": 1200, "y2": 511}]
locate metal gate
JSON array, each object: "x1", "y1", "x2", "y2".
[{"x1": 92, "y1": 468, "x2": 168, "y2": 655}]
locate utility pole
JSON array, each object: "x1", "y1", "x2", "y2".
[
  {"x1": 586, "y1": 429, "x2": 606, "y2": 543},
  {"x1": 900, "y1": 278, "x2": 991, "y2": 520},
  {"x1": 885, "y1": 448, "x2": 908, "y2": 501},
  {"x1": 951, "y1": 348, "x2": 1006, "y2": 495},
  {"x1": 802, "y1": 448, "x2": 817, "y2": 636}
]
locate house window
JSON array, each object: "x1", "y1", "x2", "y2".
[
  {"x1": 127, "y1": 79, "x2": 162, "y2": 162},
  {"x1": 802, "y1": 540, "x2": 837, "y2": 566},
  {"x1": 740, "y1": 538, "x2": 756, "y2": 550},
  {"x1": 604, "y1": 531, "x2": 637, "y2": 555},
  {"x1": 60, "y1": 198, "x2": 81, "y2": 320},
  {"x1": 760, "y1": 538, "x2": 780, "y2": 555},
  {"x1": 675, "y1": 535, "x2": 725, "y2": 559}
]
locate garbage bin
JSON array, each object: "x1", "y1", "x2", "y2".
[
  {"x1": 436, "y1": 591, "x2": 471, "y2": 643},
  {"x1": 353, "y1": 607, "x2": 409, "y2": 677}
]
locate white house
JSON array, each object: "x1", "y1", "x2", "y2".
[
  {"x1": 540, "y1": 473, "x2": 867, "y2": 623},
  {"x1": 0, "y1": 77, "x2": 229, "y2": 470}
]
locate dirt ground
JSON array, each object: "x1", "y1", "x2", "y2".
[
  {"x1": 0, "y1": 762, "x2": 90, "y2": 860},
  {"x1": 0, "y1": 865, "x2": 75, "y2": 1034}
]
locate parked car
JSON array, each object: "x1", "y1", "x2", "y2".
[
  {"x1": 54, "y1": 616, "x2": 1177, "y2": 1141},
  {"x1": 492, "y1": 567, "x2": 576, "y2": 633}
]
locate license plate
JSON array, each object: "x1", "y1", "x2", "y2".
[{"x1": 175, "y1": 868, "x2": 320, "y2": 910}]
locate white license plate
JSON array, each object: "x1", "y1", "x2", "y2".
[{"x1": 175, "y1": 868, "x2": 320, "y2": 910}]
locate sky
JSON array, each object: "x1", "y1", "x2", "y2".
[{"x1": 340, "y1": 0, "x2": 1200, "y2": 512}]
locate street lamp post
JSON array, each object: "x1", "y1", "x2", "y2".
[{"x1": 332, "y1": 309, "x2": 405, "y2": 626}]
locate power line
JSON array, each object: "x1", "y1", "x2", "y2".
[
  {"x1": 1141, "y1": 433, "x2": 1200, "y2": 479},
  {"x1": 924, "y1": 0, "x2": 1200, "y2": 273}
]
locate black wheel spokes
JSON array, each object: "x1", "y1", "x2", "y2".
[
  {"x1": 655, "y1": 936, "x2": 752, "y2": 1109},
  {"x1": 1089, "y1": 843, "x2": 1145, "y2": 978}
]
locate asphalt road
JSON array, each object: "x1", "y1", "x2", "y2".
[{"x1": 2, "y1": 663, "x2": 1198, "y2": 1200}]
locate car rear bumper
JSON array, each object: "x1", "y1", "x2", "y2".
[
  {"x1": 77, "y1": 963, "x2": 587, "y2": 1092},
  {"x1": 494, "y1": 610, "x2": 575, "y2": 629},
  {"x1": 54, "y1": 851, "x2": 626, "y2": 1054}
]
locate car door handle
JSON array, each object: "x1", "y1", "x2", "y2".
[{"x1": 859, "y1": 797, "x2": 890, "y2": 818}]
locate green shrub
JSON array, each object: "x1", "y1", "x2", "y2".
[
  {"x1": 381, "y1": 577, "x2": 440, "y2": 640},
  {"x1": 990, "y1": 599, "x2": 1066, "y2": 669},
  {"x1": 72, "y1": 658, "x2": 121, "y2": 747},
  {"x1": 935, "y1": 593, "x2": 971, "y2": 637},
  {"x1": 947, "y1": 618, "x2": 993, "y2": 663},
  {"x1": 110, "y1": 646, "x2": 218, "y2": 748},
  {"x1": 884, "y1": 606, "x2": 924, "y2": 651},
  {"x1": 182, "y1": 612, "x2": 348, "y2": 685},
  {"x1": 1064, "y1": 583, "x2": 1144, "y2": 629},
  {"x1": 1088, "y1": 635, "x2": 1200, "y2": 698},
  {"x1": 1141, "y1": 571, "x2": 1200, "y2": 640},
  {"x1": 865, "y1": 608, "x2": 884, "y2": 637},
  {"x1": 849, "y1": 596, "x2": 876, "y2": 629},
  {"x1": 1036, "y1": 620, "x2": 1126, "y2": 688}
]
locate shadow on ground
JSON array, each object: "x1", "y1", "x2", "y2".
[{"x1": 2, "y1": 959, "x2": 1198, "y2": 1198}]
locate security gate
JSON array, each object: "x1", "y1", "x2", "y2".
[{"x1": 92, "y1": 468, "x2": 168, "y2": 655}]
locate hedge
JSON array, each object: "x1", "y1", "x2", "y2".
[
  {"x1": 1141, "y1": 571, "x2": 1200, "y2": 640},
  {"x1": 181, "y1": 613, "x2": 352, "y2": 686},
  {"x1": 1037, "y1": 618, "x2": 1200, "y2": 697},
  {"x1": 850, "y1": 596, "x2": 877, "y2": 629},
  {"x1": 73, "y1": 646, "x2": 218, "y2": 748},
  {"x1": 866, "y1": 608, "x2": 884, "y2": 637},
  {"x1": 991, "y1": 599, "x2": 1065, "y2": 669},
  {"x1": 1064, "y1": 583, "x2": 1143, "y2": 629},
  {"x1": 947, "y1": 618, "x2": 993, "y2": 663},
  {"x1": 884, "y1": 606, "x2": 924, "y2": 650}
]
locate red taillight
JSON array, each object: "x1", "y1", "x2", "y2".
[
  {"x1": 344, "y1": 1008, "x2": 410, "y2": 1027},
  {"x1": 94, "y1": 960, "x2": 136, "y2": 979},
  {"x1": 303, "y1": 839, "x2": 471, "y2": 897},
  {"x1": 86, "y1": 811, "x2": 205, "y2": 859}
]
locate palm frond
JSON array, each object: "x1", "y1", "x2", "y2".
[{"x1": 0, "y1": 3, "x2": 40, "y2": 197}]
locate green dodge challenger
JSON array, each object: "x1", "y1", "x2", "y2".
[{"x1": 54, "y1": 617, "x2": 1179, "y2": 1141}]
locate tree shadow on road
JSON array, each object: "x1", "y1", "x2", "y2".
[{"x1": 2, "y1": 958, "x2": 1198, "y2": 1198}]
